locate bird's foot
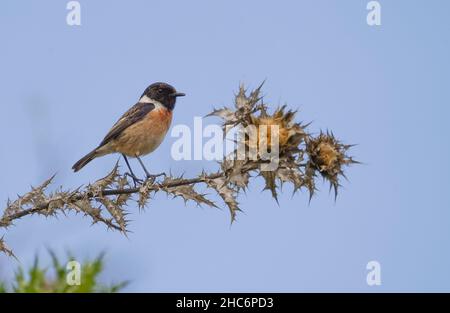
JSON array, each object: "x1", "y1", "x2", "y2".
[
  {"x1": 144, "y1": 172, "x2": 166, "y2": 183},
  {"x1": 124, "y1": 172, "x2": 144, "y2": 187}
]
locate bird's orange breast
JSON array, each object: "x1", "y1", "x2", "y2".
[{"x1": 112, "y1": 107, "x2": 173, "y2": 157}]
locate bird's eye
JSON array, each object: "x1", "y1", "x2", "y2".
[{"x1": 158, "y1": 89, "x2": 163, "y2": 94}]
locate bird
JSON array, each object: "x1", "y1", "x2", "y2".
[{"x1": 72, "y1": 82, "x2": 185, "y2": 184}]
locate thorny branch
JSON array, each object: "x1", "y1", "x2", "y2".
[{"x1": 0, "y1": 83, "x2": 358, "y2": 258}]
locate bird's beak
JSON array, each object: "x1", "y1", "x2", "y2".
[{"x1": 170, "y1": 92, "x2": 186, "y2": 97}]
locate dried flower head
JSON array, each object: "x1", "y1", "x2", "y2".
[
  {"x1": 248, "y1": 105, "x2": 307, "y2": 155},
  {"x1": 306, "y1": 131, "x2": 358, "y2": 198}
]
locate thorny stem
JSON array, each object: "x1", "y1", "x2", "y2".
[
  {"x1": 102, "y1": 172, "x2": 224, "y2": 196},
  {"x1": 3, "y1": 172, "x2": 226, "y2": 232},
  {"x1": 5, "y1": 205, "x2": 122, "y2": 232}
]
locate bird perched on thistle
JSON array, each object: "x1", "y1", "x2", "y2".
[{"x1": 72, "y1": 82, "x2": 185, "y2": 184}]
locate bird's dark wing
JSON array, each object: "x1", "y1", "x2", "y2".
[{"x1": 99, "y1": 102, "x2": 155, "y2": 147}]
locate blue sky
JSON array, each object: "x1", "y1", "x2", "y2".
[{"x1": 1, "y1": 0, "x2": 450, "y2": 291}]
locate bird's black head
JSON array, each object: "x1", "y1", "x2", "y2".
[{"x1": 141, "y1": 82, "x2": 185, "y2": 111}]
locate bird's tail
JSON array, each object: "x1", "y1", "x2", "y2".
[{"x1": 72, "y1": 149, "x2": 99, "y2": 172}]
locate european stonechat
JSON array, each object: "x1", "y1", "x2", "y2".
[{"x1": 72, "y1": 82, "x2": 185, "y2": 184}]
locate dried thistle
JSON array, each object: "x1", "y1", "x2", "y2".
[
  {"x1": 210, "y1": 84, "x2": 310, "y2": 201},
  {"x1": 0, "y1": 236, "x2": 17, "y2": 260},
  {"x1": 249, "y1": 105, "x2": 306, "y2": 153},
  {"x1": 306, "y1": 131, "x2": 358, "y2": 198},
  {"x1": 0, "y1": 83, "x2": 358, "y2": 258}
]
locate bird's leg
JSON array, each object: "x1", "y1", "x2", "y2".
[
  {"x1": 135, "y1": 155, "x2": 165, "y2": 182},
  {"x1": 122, "y1": 154, "x2": 143, "y2": 186}
]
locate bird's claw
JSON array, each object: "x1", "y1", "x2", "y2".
[
  {"x1": 124, "y1": 172, "x2": 144, "y2": 187},
  {"x1": 145, "y1": 172, "x2": 166, "y2": 183}
]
